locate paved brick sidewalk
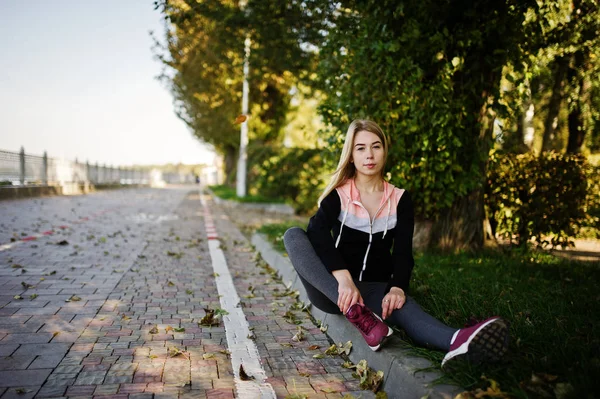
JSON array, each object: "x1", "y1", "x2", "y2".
[
  {"x1": 208, "y1": 197, "x2": 376, "y2": 399},
  {"x1": 0, "y1": 188, "x2": 378, "y2": 399}
]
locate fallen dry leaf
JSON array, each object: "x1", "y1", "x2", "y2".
[
  {"x1": 239, "y1": 364, "x2": 255, "y2": 381},
  {"x1": 234, "y1": 114, "x2": 248, "y2": 124}
]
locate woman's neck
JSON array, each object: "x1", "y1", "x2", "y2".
[{"x1": 354, "y1": 175, "x2": 384, "y2": 194}]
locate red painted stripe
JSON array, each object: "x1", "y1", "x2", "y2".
[
  {"x1": 42, "y1": 231, "x2": 54, "y2": 235},
  {"x1": 22, "y1": 236, "x2": 37, "y2": 241}
]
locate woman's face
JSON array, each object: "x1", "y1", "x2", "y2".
[{"x1": 351, "y1": 130, "x2": 385, "y2": 178}]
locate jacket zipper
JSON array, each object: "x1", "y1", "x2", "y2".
[{"x1": 353, "y1": 199, "x2": 388, "y2": 281}]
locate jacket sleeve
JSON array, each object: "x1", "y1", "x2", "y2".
[
  {"x1": 306, "y1": 191, "x2": 348, "y2": 273},
  {"x1": 389, "y1": 191, "x2": 415, "y2": 292}
]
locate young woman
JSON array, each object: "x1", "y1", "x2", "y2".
[{"x1": 284, "y1": 119, "x2": 509, "y2": 366}]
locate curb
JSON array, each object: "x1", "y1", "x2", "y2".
[
  {"x1": 251, "y1": 232, "x2": 461, "y2": 399},
  {"x1": 208, "y1": 188, "x2": 295, "y2": 215}
]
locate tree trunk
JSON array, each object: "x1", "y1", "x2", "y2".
[
  {"x1": 566, "y1": 54, "x2": 590, "y2": 154},
  {"x1": 567, "y1": 104, "x2": 585, "y2": 154},
  {"x1": 542, "y1": 58, "x2": 568, "y2": 152},
  {"x1": 523, "y1": 102, "x2": 535, "y2": 151},
  {"x1": 431, "y1": 189, "x2": 486, "y2": 251},
  {"x1": 431, "y1": 94, "x2": 496, "y2": 251},
  {"x1": 223, "y1": 145, "x2": 237, "y2": 186}
]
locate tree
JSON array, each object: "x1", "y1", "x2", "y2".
[
  {"x1": 534, "y1": 0, "x2": 600, "y2": 154},
  {"x1": 153, "y1": 0, "x2": 244, "y2": 182},
  {"x1": 314, "y1": 0, "x2": 534, "y2": 250},
  {"x1": 154, "y1": 0, "x2": 328, "y2": 183}
]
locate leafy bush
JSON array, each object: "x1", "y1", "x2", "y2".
[
  {"x1": 486, "y1": 151, "x2": 591, "y2": 248},
  {"x1": 248, "y1": 145, "x2": 327, "y2": 215},
  {"x1": 580, "y1": 165, "x2": 600, "y2": 238}
]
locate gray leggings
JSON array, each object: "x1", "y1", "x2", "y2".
[{"x1": 283, "y1": 227, "x2": 457, "y2": 351}]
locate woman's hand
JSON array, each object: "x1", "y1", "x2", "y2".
[
  {"x1": 332, "y1": 269, "x2": 364, "y2": 314},
  {"x1": 382, "y1": 287, "x2": 406, "y2": 320}
]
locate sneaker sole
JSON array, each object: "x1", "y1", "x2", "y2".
[
  {"x1": 369, "y1": 326, "x2": 394, "y2": 352},
  {"x1": 442, "y1": 318, "x2": 509, "y2": 367}
]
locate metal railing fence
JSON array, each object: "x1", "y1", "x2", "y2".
[{"x1": 0, "y1": 147, "x2": 151, "y2": 186}]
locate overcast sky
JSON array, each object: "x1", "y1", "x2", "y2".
[{"x1": 0, "y1": 0, "x2": 216, "y2": 166}]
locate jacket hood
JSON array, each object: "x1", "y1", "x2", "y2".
[{"x1": 337, "y1": 178, "x2": 396, "y2": 206}]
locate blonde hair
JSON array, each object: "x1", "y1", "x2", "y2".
[{"x1": 318, "y1": 119, "x2": 389, "y2": 205}]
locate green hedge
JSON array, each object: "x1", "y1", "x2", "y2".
[
  {"x1": 581, "y1": 165, "x2": 600, "y2": 238},
  {"x1": 248, "y1": 146, "x2": 327, "y2": 215},
  {"x1": 486, "y1": 152, "x2": 595, "y2": 248}
]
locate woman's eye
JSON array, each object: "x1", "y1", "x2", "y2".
[{"x1": 357, "y1": 147, "x2": 365, "y2": 151}]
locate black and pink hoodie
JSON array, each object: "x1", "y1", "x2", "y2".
[{"x1": 307, "y1": 178, "x2": 415, "y2": 292}]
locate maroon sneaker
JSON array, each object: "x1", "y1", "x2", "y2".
[
  {"x1": 345, "y1": 304, "x2": 393, "y2": 351},
  {"x1": 441, "y1": 317, "x2": 509, "y2": 367}
]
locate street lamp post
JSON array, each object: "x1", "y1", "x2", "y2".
[{"x1": 236, "y1": 6, "x2": 251, "y2": 198}]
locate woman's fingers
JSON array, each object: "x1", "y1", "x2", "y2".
[
  {"x1": 338, "y1": 292, "x2": 347, "y2": 313},
  {"x1": 338, "y1": 284, "x2": 363, "y2": 314},
  {"x1": 339, "y1": 291, "x2": 351, "y2": 313},
  {"x1": 350, "y1": 291, "x2": 361, "y2": 310},
  {"x1": 382, "y1": 294, "x2": 406, "y2": 319},
  {"x1": 382, "y1": 300, "x2": 390, "y2": 319},
  {"x1": 397, "y1": 296, "x2": 405, "y2": 309}
]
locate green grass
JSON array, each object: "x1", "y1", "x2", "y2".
[
  {"x1": 208, "y1": 184, "x2": 285, "y2": 204},
  {"x1": 258, "y1": 220, "x2": 308, "y2": 252},
  {"x1": 259, "y1": 222, "x2": 600, "y2": 398}
]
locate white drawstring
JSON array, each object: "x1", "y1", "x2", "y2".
[{"x1": 335, "y1": 198, "x2": 351, "y2": 248}]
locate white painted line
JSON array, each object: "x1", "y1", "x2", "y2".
[{"x1": 201, "y1": 194, "x2": 276, "y2": 399}]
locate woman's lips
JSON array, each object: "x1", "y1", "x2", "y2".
[{"x1": 365, "y1": 164, "x2": 376, "y2": 169}]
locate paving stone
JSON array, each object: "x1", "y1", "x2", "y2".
[
  {"x1": 35, "y1": 385, "x2": 67, "y2": 398},
  {"x1": 118, "y1": 383, "x2": 147, "y2": 394},
  {"x1": 0, "y1": 316, "x2": 31, "y2": 326},
  {"x1": 53, "y1": 364, "x2": 83, "y2": 374},
  {"x1": 14, "y1": 307, "x2": 61, "y2": 316},
  {"x1": 103, "y1": 375, "x2": 132, "y2": 384},
  {"x1": 27, "y1": 354, "x2": 64, "y2": 369},
  {"x1": 66, "y1": 385, "x2": 96, "y2": 396},
  {"x1": 43, "y1": 375, "x2": 76, "y2": 387},
  {"x1": 109, "y1": 363, "x2": 138, "y2": 372},
  {"x1": 0, "y1": 386, "x2": 40, "y2": 399},
  {"x1": 129, "y1": 393, "x2": 154, "y2": 399},
  {"x1": 93, "y1": 384, "x2": 120, "y2": 395},
  {"x1": 0, "y1": 369, "x2": 52, "y2": 387},
  {"x1": 12, "y1": 343, "x2": 70, "y2": 357},
  {"x1": 0, "y1": 345, "x2": 18, "y2": 357},
  {"x1": 2, "y1": 300, "x2": 51, "y2": 309},
  {"x1": 0, "y1": 356, "x2": 35, "y2": 371},
  {"x1": 205, "y1": 388, "x2": 235, "y2": 398},
  {"x1": 74, "y1": 371, "x2": 107, "y2": 385}
]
